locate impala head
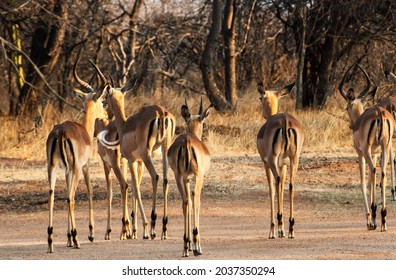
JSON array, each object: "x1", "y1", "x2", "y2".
[
  {"x1": 339, "y1": 63, "x2": 377, "y2": 126},
  {"x1": 181, "y1": 98, "x2": 213, "y2": 140},
  {"x1": 258, "y1": 82, "x2": 295, "y2": 119},
  {"x1": 84, "y1": 60, "x2": 136, "y2": 122},
  {"x1": 73, "y1": 57, "x2": 108, "y2": 121}
]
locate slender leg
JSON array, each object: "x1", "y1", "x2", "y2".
[
  {"x1": 175, "y1": 173, "x2": 188, "y2": 257},
  {"x1": 289, "y1": 156, "x2": 298, "y2": 238},
  {"x1": 368, "y1": 154, "x2": 377, "y2": 230},
  {"x1": 381, "y1": 145, "x2": 389, "y2": 231},
  {"x1": 47, "y1": 165, "x2": 57, "y2": 253},
  {"x1": 192, "y1": 175, "x2": 204, "y2": 256},
  {"x1": 130, "y1": 161, "x2": 149, "y2": 239},
  {"x1": 183, "y1": 178, "x2": 192, "y2": 257},
  {"x1": 66, "y1": 171, "x2": 73, "y2": 247},
  {"x1": 267, "y1": 154, "x2": 281, "y2": 238},
  {"x1": 358, "y1": 155, "x2": 371, "y2": 229},
  {"x1": 68, "y1": 171, "x2": 80, "y2": 249},
  {"x1": 102, "y1": 162, "x2": 112, "y2": 240},
  {"x1": 142, "y1": 156, "x2": 159, "y2": 240},
  {"x1": 277, "y1": 165, "x2": 287, "y2": 238},
  {"x1": 162, "y1": 142, "x2": 170, "y2": 240},
  {"x1": 82, "y1": 163, "x2": 95, "y2": 242},
  {"x1": 264, "y1": 164, "x2": 276, "y2": 239},
  {"x1": 111, "y1": 154, "x2": 130, "y2": 240},
  {"x1": 390, "y1": 149, "x2": 395, "y2": 201},
  {"x1": 393, "y1": 155, "x2": 396, "y2": 201}
]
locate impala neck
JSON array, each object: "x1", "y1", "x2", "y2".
[
  {"x1": 109, "y1": 90, "x2": 127, "y2": 135},
  {"x1": 187, "y1": 121, "x2": 203, "y2": 140},
  {"x1": 83, "y1": 101, "x2": 100, "y2": 143},
  {"x1": 187, "y1": 115, "x2": 203, "y2": 141},
  {"x1": 348, "y1": 100, "x2": 365, "y2": 126},
  {"x1": 261, "y1": 93, "x2": 279, "y2": 119}
]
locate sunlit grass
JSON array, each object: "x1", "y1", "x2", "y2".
[{"x1": 0, "y1": 88, "x2": 355, "y2": 160}]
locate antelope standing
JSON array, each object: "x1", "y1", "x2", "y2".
[
  {"x1": 339, "y1": 63, "x2": 394, "y2": 231},
  {"x1": 97, "y1": 82, "x2": 176, "y2": 240},
  {"x1": 256, "y1": 82, "x2": 304, "y2": 239},
  {"x1": 95, "y1": 118, "x2": 130, "y2": 240},
  {"x1": 46, "y1": 58, "x2": 108, "y2": 253},
  {"x1": 92, "y1": 69, "x2": 133, "y2": 240},
  {"x1": 377, "y1": 95, "x2": 396, "y2": 201},
  {"x1": 167, "y1": 99, "x2": 212, "y2": 257}
]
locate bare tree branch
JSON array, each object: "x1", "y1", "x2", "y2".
[{"x1": 0, "y1": 36, "x2": 81, "y2": 111}]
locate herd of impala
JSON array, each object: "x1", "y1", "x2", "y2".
[{"x1": 45, "y1": 59, "x2": 396, "y2": 256}]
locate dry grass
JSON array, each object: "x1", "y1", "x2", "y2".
[{"x1": 0, "y1": 89, "x2": 353, "y2": 161}]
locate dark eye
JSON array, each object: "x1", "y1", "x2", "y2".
[{"x1": 102, "y1": 100, "x2": 108, "y2": 109}]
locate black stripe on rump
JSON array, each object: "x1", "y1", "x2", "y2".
[
  {"x1": 272, "y1": 128, "x2": 282, "y2": 152},
  {"x1": 367, "y1": 119, "x2": 377, "y2": 144},
  {"x1": 147, "y1": 118, "x2": 156, "y2": 148}
]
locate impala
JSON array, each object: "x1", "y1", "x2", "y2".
[
  {"x1": 95, "y1": 118, "x2": 130, "y2": 239},
  {"x1": 256, "y1": 82, "x2": 304, "y2": 239},
  {"x1": 377, "y1": 95, "x2": 396, "y2": 201},
  {"x1": 97, "y1": 75, "x2": 176, "y2": 240},
  {"x1": 167, "y1": 98, "x2": 212, "y2": 257},
  {"x1": 46, "y1": 58, "x2": 108, "y2": 253},
  {"x1": 91, "y1": 69, "x2": 133, "y2": 240},
  {"x1": 339, "y1": 63, "x2": 394, "y2": 231}
]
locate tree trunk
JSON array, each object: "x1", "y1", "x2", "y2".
[
  {"x1": 200, "y1": 0, "x2": 233, "y2": 113},
  {"x1": 127, "y1": 0, "x2": 144, "y2": 84},
  {"x1": 222, "y1": 0, "x2": 238, "y2": 108},
  {"x1": 16, "y1": 0, "x2": 68, "y2": 118},
  {"x1": 296, "y1": 5, "x2": 306, "y2": 110}
]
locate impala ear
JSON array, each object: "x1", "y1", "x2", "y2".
[
  {"x1": 121, "y1": 77, "x2": 138, "y2": 94},
  {"x1": 346, "y1": 88, "x2": 355, "y2": 102},
  {"x1": 278, "y1": 82, "x2": 295, "y2": 98},
  {"x1": 359, "y1": 86, "x2": 377, "y2": 104},
  {"x1": 257, "y1": 82, "x2": 265, "y2": 96},
  {"x1": 181, "y1": 104, "x2": 191, "y2": 123},
  {"x1": 73, "y1": 88, "x2": 87, "y2": 102}
]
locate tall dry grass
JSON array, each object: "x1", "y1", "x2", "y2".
[{"x1": 0, "y1": 88, "x2": 354, "y2": 161}]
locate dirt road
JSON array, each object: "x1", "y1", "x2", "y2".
[{"x1": 1, "y1": 149, "x2": 396, "y2": 260}]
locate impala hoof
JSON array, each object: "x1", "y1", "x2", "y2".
[
  {"x1": 193, "y1": 249, "x2": 202, "y2": 256},
  {"x1": 367, "y1": 223, "x2": 376, "y2": 230},
  {"x1": 105, "y1": 229, "x2": 111, "y2": 240}
]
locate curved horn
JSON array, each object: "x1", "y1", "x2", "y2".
[
  {"x1": 338, "y1": 63, "x2": 355, "y2": 101},
  {"x1": 73, "y1": 56, "x2": 94, "y2": 93},
  {"x1": 199, "y1": 97, "x2": 203, "y2": 115},
  {"x1": 106, "y1": 71, "x2": 115, "y2": 88},
  {"x1": 355, "y1": 63, "x2": 372, "y2": 99},
  {"x1": 87, "y1": 59, "x2": 108, "y2": 87},
  {"x1": 199, "y1": 103, "x2": 213, "y2": 121}
]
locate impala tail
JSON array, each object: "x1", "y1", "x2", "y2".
[
  {"x1": 147, "y1": 112, "x2": 162, "y2": 148},
  {"x1": 366, "y1": 109, "x2": 388, "y2": 145},
  {"x1": 176, "y1": 138, "x2": 198, "y2": 174},
  {"x1": 97, "y1": 130, "x2": 120, "y2": 150},
  {"x1": 272, "y1": 118, "x2": 299, "y2": 155},
  {"x1": 48, "y1": 128, "x2": 76, "y2": 174}
]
